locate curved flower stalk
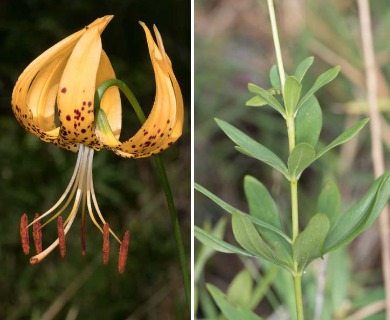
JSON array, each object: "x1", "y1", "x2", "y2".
[{"x1": 13, "y1": 16, "x2": 183, "y2": 273}]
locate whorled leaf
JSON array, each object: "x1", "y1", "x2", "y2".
[
  {"x1": 195, "y1": 183, "x2": 292, "y2": 244},
  {"x1": 248, "y1": 84, "x2": 286, "y2": 117},
  {"x1": 284, "y1": 76, "x2": 302, "y2": 116},
  {"x1": 195, "y1": 226, "x2": 254, "y2": 257},
  {"x1": 317, "y1": 180, "x2": 341, "y2": 228},
  {"x1": 294, "y1": 56, "x2": 314, "y2": 82},
  {"x1": 293, "y1": 213, "x2": 330, "y2": 272},
  {"x1": 295, "y1": 95, "x2": 322, "y2": 147},
  {"x1": 232, "y1": 211, "x2": 293, "y2": 269},
  {"x1": 323, "y1": 172, "x2": 390, "y2": 253},
  {"x1": 207, "y1": 284, "x2": 264, "y2": 320},
  {"x1": 287, "y1": 143, "x2": 316, "y2": 180},
  {"x1": 316, "y1": 118, "x2": 369, "y2": 160},
  {"x1": 296, "y1": 66, "x2": 340, "y2": 113},
  {"x1": 215, "y1": 119, "x2": 289, "y2": 178}
]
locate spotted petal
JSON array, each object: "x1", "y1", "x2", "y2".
[
  {"x1": 11, "y1": 16, "x2": 113, "y2": 152},
  {"x1": 106, "y1": 23, "x2": 184, "y2": 158}
]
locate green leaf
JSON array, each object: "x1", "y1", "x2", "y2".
[
  {"x1": 296, "y1": 66, "x2": 341, "y2": 112},
  {"x1": 195, "y1": 218, "x2": 228, "y2": 283},
  {"x1": 244, "y1": 176, "x2": 292, "y2": 261},
  {"x1": 323, "y1": 172, "x2": 390, "y2": 253},
  {"x1": 317, "y1": 180, "x2": 341, "y2": 227},
  {"x1": 195, "y1": 226, "x2": 254, "y2": 257},
  {"x1": 215, "y1": 118, "x2": 289, "y2": 178},
  {"x1": 295, "y1": 95, "x2": 322, "y2": 147},
  {"x1": 195, "y1": 183, "x2": 293, "y2": 244},
  {"x1": 284, "y1": 76, "x2": 302, "y2": 115},
  {"x1": 270, "y1": 65, "x2": 281, "y2": 90},
  {"x1": 227, "y1": 270, "x2": 253, "y2": 307},
  {"x1": 244, "y1": 175, "x2": 281, "y2": 228},
  {"x1": 232, "y1": 211, "x2": 292, "y2": 269},
  {"x1": 207, "y1": 284, "x2": 264, "y2": 320},
  {"x1": 316, "y1": 118, "x2": 369, "y2": 159},
  {"x1": 293, "y1": 213, "x2": 330, "y2": 271},
  {"x1": 287, "y1": 143, "x2": 316, "y2": 180},
  {"x1": 246, "y1": 95, "x2": 267, "y2": 107},
  {"x1": 248, "y1": 83, "x2": 286, "y2": 117},
  {"x1": 295, "y1": 56, "x2": 314, "y2": 82}
]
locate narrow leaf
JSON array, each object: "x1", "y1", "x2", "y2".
[
  {"x1": 269, "y1": 65, "x2": 281, "y2": 90},
  {"x1": 246, "y1": 95, "x2": 267, "y2": 107},
  {"x1": 232, "y1": 211, "x2": 292, "y2": 269},
  {"x1": 207, "y1": 284, "x2": 264, "y2": 320},
  {"x1": 323, "y1": 172, "x2": 390, "y2": 253},
  {"x1": 216, "y1": 118, "x2": 289, "y2": 178},
  {"x1": 195, "y1": 226, "x2": 254, "y2": 257},
  {"x1": 227, "y1": 270, "x2": 253, "y2": 307},
  {"x1": 295, "y1": 95, "x2": 322, "y2": 147},
  {"x1": 317, "y1": 180, "x2": 341, "y2": 227},
  {"x1": 295, "y1": 56, "x2": 314, "y2": 82},
  {"x1": 293, "y1": 213, "x2": 330, "y2": 271},
  {"x1": 195, "y1": 183, "x2": 292, "y2": 244},
  {"x1": 215, "y1": 119, "x2": 287, "y2": 175},
  {"x1": 296, "y1": 66, "x2": 341, "y2": 112},
  {"x1": 248, "y1": 83, "x2": 286, "y2": 117},
  {"x1": 244, "y1": 176, "x2": 292, "y2": 260},
  {"x1": 244, "y1": 175, "x2": 281, "y2": 228},
  {"x1": 287, "y1": 143, "x2": 316, "y2": 180},
  {"x1": 284, "y1": 76, "x2": 302, "y2": 115},
  {"x1": 316, "y1": 118, "x2": 369, "y2": 159}
]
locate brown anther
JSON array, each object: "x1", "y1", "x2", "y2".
[
  {"x1": 80, "y1": 217, "x2": 86, "y2": 256},
  {"x1": 102, "y1": 223, "x2": 110, "y2": 265},
  {"x1": 57, "y1": 217, "x2": 66, "y2": 258},
  {"x1": 33, "y1": 213, "x2": 42, "y2": 254},
  {"x1": 20, "y1": 214, "x2": 29, "y2": 254},
  {"x1": 118, "y1": 231, "x2": 130, "y2": 274}
]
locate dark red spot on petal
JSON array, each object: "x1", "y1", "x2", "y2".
[{"x1": 61, "y1": 87, "x2": 67, "y2": 93}]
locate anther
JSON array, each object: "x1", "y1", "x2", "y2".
[
  {"x1": 57, "y1": 217, "x2": 66, "y2": 258},
  {"x1": 80, "y1": 217, "x2": 86, "y2": 256},
  {"x1": 20, "y1": 214, "x2": 29, "y2": 254},
  {"x1": 118, "y1": 231, "x2": 130, "y2": 274},
  {"x1": 102, "y1": 223, "x2": 110, "y2": 265},
  {"x1": 33, "y1": 213, "x2": 42, "y2": 254}
]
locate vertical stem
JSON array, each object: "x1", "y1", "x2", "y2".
[
  {"x1": 294, "y1": 274, "x2": 304, "y2": 320},
  {"x1": 94, "y1": 80, "x2": 190, "y2": 312},
  {"x1": 267, "y1": 0, "x2": 286, "y2": 91},
  {"x1": 265, "y1": 1, "x2": 303, "y2": 319},
  {"x1": 357, "y1": 0, "x2": 390, "y2": 315}
]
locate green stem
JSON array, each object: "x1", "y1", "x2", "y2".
[
  {"x1": 94, "y1": 79, "x2": 190, "y2": 312},
  {"x1": 267, "y1": 0, "x2": 286, "y2": 91},
  {"x1": 293, "y1": 274, "x2": 304, "y2": 320},
  {"x1": 266, "y1": 1, "x2": 304, "y2": 319}
]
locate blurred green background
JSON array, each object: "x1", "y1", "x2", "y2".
[
  {"x1": 195, "y1": 0, "x2": 390, "y2": 318},
  {"x1": 0, "y1": 0, "x2": 190, "y2": 319}
]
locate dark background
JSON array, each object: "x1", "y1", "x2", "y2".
[{"x1": 0, "y1": 0, "x2": 190, "y2": 319}]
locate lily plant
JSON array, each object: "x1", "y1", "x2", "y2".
[{"x1": 14, "y1": 16, "x2": 183, "y2": 274}]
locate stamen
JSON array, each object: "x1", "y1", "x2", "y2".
[
  {"x1": 102, "y1": 223, "x2": 110, "y2": 264},
  {"x1": 33, "y1": 213, "x2": 42, "y2": 254},
  {"x1": 80, "y1": 216, "x2": 86, "y2": 256},
  {"x1": 118, "y1": 231, "x2": 130, "y2": 274},
  {"x1": 20, "y1": 214, "x2": 29, "y2": 254},
  {"x1": 57, "y1": 217, "x2": 66, "y2": 258}
]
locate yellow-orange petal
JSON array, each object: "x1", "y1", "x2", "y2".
[
  {"x1": 112, "y1": 23, "x2": 184, "y2": 158},
  {"x1": 57, "y1": 24, "x2": 102, "y2": 148},
  {"x1": 11, "y1": 16, "x2": 113, "y2": 152}
]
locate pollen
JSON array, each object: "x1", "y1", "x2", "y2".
[
  {"x1": 20, "y1": 214, "x2": 29, "y2": 255},
  {"x1": 57, "y1": 217, "x2": 66, "y2": 258},
  {"x1": 80, "y1": 217, "x2": 86, "y2": 256},
  {"x1": 118, "y1": 230, "x2": 130, "y2": 274},
  {"x1": 102, "y1": 223, "x2": 110, "y2": 265},
  {"x1": 33, "y1": 213, "x2": 42, "y2": 254}
]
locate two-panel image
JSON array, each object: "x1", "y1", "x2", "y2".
[{"x1": 1, "y1": 1, "x2": 390, "y2": 319}]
